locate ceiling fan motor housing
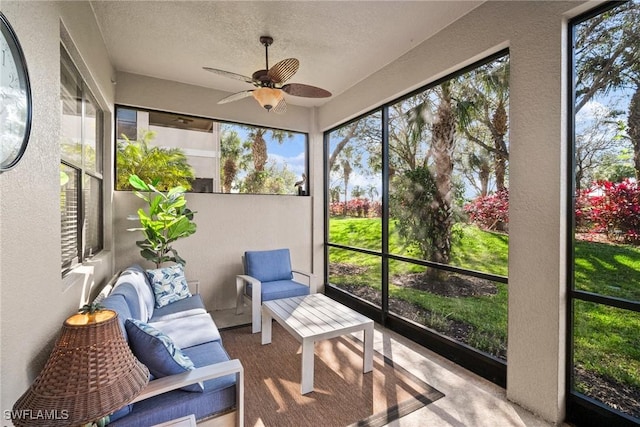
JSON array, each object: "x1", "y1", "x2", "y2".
[
  {"x1": 252, "y1": 69, "x2": 271, "y2": 86},
  {"x1": 259, "y1": 36, "x2": 273, "y2": 47}
]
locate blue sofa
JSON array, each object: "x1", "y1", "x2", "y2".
[{"x1": 100, "y1": 265, "x2": 244, "y2": 427}]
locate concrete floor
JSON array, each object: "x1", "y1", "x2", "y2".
[{"x1": 211, "y1": 307, "x2": 558, "y2": 427}]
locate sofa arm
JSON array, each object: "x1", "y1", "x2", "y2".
[
  {"x1": 292, "y1": 269, "x2": 317, "y2": 293},
  {"x1": 132, "y1": 359, "x2": 244, "y2": 427}
]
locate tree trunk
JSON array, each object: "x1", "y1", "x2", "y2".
[
  {"x1": 342, "y1": 160, "x2": 352, "y2": 216},
  {"x1": 429, "y1": 84, "x2": 456, "y2": 274},
  {"x1": 252, "y1": 131, "x2": 267, "y2": 172},
  {"x1": 628, "y1": 87, "x2": 640, "y2": 181},
  {"x1": 479, "y1": 161, "x2": 490, "y2": 197},
  {"x1": 223, "y1": 157, "x2": 237, "y2": 193},
  {"x1": 491, "y1": 100, "x2": 508, "y2": 191}
]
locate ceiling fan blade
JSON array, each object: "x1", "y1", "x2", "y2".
[
  {"x1": 217, "y1": 90, "x2": 254, "y2": 104},
  {"x1": 203, "y1": 67, "x2": 255, "y2": 84},
  {"x1": 271, "y1": 97, "x2": 287, "y2": 114},
  {"x1": 267, "y1": 58, "x2": 299, "y2": 84},
  {"x1": 281, "y1": 83, "x2": 332, "y2": 98}
]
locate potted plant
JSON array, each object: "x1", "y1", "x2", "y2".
[
  {"x1": 78, "y1": 302, "x2": 105, "y2": 323},
  {"x1": 127, "y1": 174, "x2": 197, "y2": 268}
]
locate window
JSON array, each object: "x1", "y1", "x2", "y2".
[
  {"x1": 60, "y1": 47, "x2": 103, "y2": 274},
  {"x1": 326, "y1": 52, "x2": 509, "y2": 385},
  {"x1": 568, "y1": 2, "x2": 640, "y2": 424},
  {"x1": 115, "y1": 106, "x2": 308, "y2": 195}
]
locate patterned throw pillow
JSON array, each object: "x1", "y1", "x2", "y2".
[
  {"x1": 146, "y1": 264, "x2": 192, "y2": 308},
  {"x1": 125, "y1": 318, "x2": 203, "y2": 392}
]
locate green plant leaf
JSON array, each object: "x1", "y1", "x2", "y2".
[
  {"x1": 127, "y1": 176, "x2": 197, "y2": 268},
  {"x1": 129, "y1": 174, "x2": 149, "y2": 192}
]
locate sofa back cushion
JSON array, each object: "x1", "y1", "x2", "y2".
[
  {"x1": 110, "y1": 283, "x2": 142, "y2": 321},
  {"x1": 245, "y1": 248, "x2": 293, "y2": 282},
  {"x1": 114, "y1": 265, "x2": 155, "y2": 321},
  {"x1": 101, "y1": 294, "x2": 132, "y2": 340}
]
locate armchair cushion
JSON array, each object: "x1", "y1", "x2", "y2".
[
  {"x1": 247, "y1": 279, "x2": 310, "y2": 302},
  {"x1": 245, "y1": 248, "x2": 293, "y2": 282},
  {"x1": 125, "y1": 319, "x2": 203, "y2": 392},
  {"x1": 146, "y1": 264, "x2": 192, "y2": 308}
]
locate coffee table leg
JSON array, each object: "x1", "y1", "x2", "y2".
[
  {"x1": 301, "y1": 338, "x2": 314, "y2": 394},
  {"x1": 363, "y1": 323, "x2": 373, "y2": 373},
  {"x1": 261, "y1": 310, "x2": 272, "y2": 345}
]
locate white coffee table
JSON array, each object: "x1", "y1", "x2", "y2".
[{"x1": 261, "y1": 293, "x2": 374, "y2": 394}]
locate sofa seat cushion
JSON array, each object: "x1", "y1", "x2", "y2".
[
  {"x1": 125, "y1": 319, "x2": 203, "y2": 392},
  {"x1": 109, "y1": 341, "x2": 237, "y2": 427},
  {"x1": 149, "y1": 294, "x2": 207, "y2": 323},
  {"x1": 247, "y1": 279, "x2": 310, "y2": 302},
  {"x1": 149, "y1": 313, "x2": 221, "y2": 349}
]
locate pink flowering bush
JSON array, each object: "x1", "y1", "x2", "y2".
[
  {"x1": 329, "y1": 198, "x2": 382, "y2": 218},
  {"x1": 577, "y1": 179, "x2": 640, "y2": 243},
  {"x1": 464, "y1": 190, "x2": 509, "y2": 232}
]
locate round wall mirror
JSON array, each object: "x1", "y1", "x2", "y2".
[{"x1": 0, "y1": 12, "x2": 32, "y2": 172}]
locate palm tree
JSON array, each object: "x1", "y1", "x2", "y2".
[
  {"x1": 429, "y1": 82, "x2": 456, "y2": 267},
  {"x1": 575, "y1": 1, "x2": 640, "y2": 179},
  {"x1": 116, "y1": 130, "x2": 194, "y2": 191},
  {"x1": 220, "y1": 129, "x2": 242, "y2": 193},
  {"x1": 459, "y1": 58, "x2": 510, "y2": 191},
  {"x1": 389, "y1": 82, "x2": 457, "y2": 274},
  {"x1": 242, "y1": 127, "x2": 293, "y2": 193}
]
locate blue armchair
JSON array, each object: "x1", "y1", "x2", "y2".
[{"x1": 236, "y1": 248, "x2": 316, "y2": 333}]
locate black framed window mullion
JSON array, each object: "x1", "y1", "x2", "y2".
[{"x1": 381, "y1": 106, "x2": 390, "y2": 326}]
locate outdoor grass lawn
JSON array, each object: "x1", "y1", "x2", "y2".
[{"x1": 329, "y1": 217, "x2": 640, "y2": 387}]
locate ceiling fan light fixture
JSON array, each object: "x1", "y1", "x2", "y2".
[{"x1": 252, "y1": 87, "x2": 284, "y2": 111}]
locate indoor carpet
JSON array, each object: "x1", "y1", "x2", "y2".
[{"x1": 220, "y1": 323, "x2": 444, "y2": 427}]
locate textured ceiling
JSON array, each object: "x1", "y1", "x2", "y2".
[{"x1": 90, "y1": 1, "x2": 483, "y2": 108}]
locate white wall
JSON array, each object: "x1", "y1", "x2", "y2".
[
  {"x1": 0, "y1": 0, "x2": 115, "y2": 415},
  {"x1": 114, "y1": 191, "x2": 314, "y2": 310}
]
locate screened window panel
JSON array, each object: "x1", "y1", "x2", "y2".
[
  {"x1": 327, "y1": 111, "x2": 383, "y2": 252},
  {"x1": 83, "y1": 94, "x2": 101, "y2": 173},
  {"x1": 116, "y1": 108, "x2": 138, "y2": 140},
  {"x1": 84, "y1": 174, "x2": 102, "y2": 257},
  {"x1": 60, "y1": 164, "x2": 79, "y2": 270},
  {"x1": 60, "y1": 55, "x2": 82, "y2": 166},
  {"x1": 114, "y1": 106, "x2": 309, "y2": 195},
  {"x1": 60, "y1": 45, "x2": 103, "y2": 274}
]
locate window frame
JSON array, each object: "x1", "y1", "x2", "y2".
[
  {"x1": 60, "y1": 46, "x2": 104, "y2": 275},
  {"x1": 324, "y1": 49, "x2": 510, "y2": 387},
  {"x1": 566, "y1": 2, "x2": 640, "y2": 426},
  {"x1": 114, "y1": 105, "x2": 310, "y2": 196}
]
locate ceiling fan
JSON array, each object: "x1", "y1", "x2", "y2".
[{"x1": 203, "y1": 36, "x2": 332, "y2": 113}]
